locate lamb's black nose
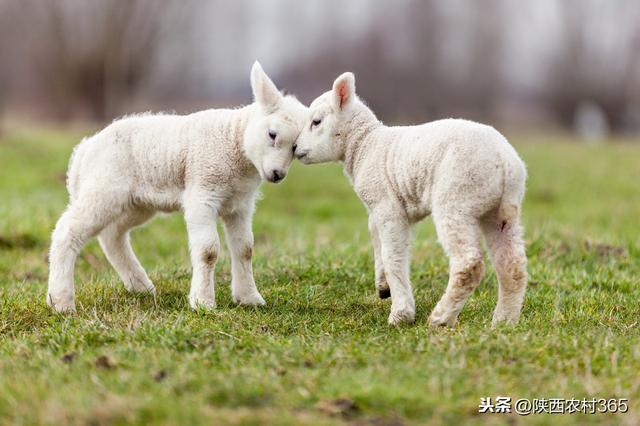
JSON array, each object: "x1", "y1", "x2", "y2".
[
  {"x1": 271, "y1": 170, "x2": 284, "y2": 182},
  {"x1": 292, "y1": 143, "x2": 297, "y2": 153}
]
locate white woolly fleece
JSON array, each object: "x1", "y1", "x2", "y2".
[
  {"x1": 296, "y1": 72, "x2": 528, "y2": 327},
  {"x1": 47, "y1": 62, "x2": 307, "y2": 312}
]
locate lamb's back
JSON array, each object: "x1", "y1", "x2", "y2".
[
  {"x1": 400, "y1": 118, "x2": 523, "y2": 216},
  {"x1": 359, "y1": 119, "x2": 523, "y2": 219},
  {"x1": 67, "y1": 113, "x2": 193, "y2": 201}
]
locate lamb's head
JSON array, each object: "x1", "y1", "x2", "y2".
[
  {"x1": 294, "y1": 72, "x2": 357, "y2": 164},
  {"x1": 244, "y1": 61, "x2": 308, "y2": 183}
]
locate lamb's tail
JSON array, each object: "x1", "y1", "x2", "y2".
[
  {"x1": 497, "y1": 152, "x2": 527, "y2": 229},
  {"x1": 66, "y1": 137, "x2": 89, "y2": 202}
]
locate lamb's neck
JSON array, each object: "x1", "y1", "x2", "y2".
[
  {"x1": 224, "y1": 104, "x2": 260, "y2": 178},
  {"x1": 341, "y1": 107, "x2": 382, "y2": 179}
]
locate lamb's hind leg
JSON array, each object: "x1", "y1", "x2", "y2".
[
  {"x1": 429, "y1": 213, "x2": 485, "y2": 327},
  {"x1": 98, "y1": 209, "x2": 155, "y2": 294},
  {"x1": 47, "y1": 200, "x2": 118, "y2": 312},
  {"x1": 481, "y1": 213, "x2": 527, "y2": 326}
]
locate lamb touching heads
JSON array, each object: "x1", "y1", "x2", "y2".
[
  {"x1": 295, "y1": 71, "x2": 528, "y2": 328},
  {"x1": 46, "y1": 61, "x2": 309, "y2": 313},
  {"x1": 294, "y1": 72, "x2": 359, "y2": 164},
  {"x1": 245, "y1": 61, "x2": 308, "y2": 183}
]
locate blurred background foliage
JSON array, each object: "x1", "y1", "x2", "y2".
[{"x1": 0, "y1": 0, "x2": 639, "y2": 138}]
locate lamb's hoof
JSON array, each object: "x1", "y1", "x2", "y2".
[
  {"x1": 231, "y1": 290, "x2": 266, "y2": 306},
  {"x1": 428, "y1": 306, "x2": 458, "y2": 328},
  {"x1": 46, "y1": 294, "x2": 76, "y2": 313},
  {"x1": 388, "y1": 306, "x2": 415, "y2": 326},
  {"x1": 378, "y1": 288, "x2": 391, "y2": 299},
  {"x1": 233, "y1": 292, "x2": 266, "y2": 307},
  {"x1": 491, "y1": 311, "x2": 520, "y2": 328},
  {"x1": 189, "y1": 295, "x2": 216, "y2": 310},
  {"x1": 126, "y1": 276, "x2": 156, "y2": 294}
]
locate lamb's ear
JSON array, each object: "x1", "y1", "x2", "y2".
[
  {"x1": 251, "y1": 61, "x2": 282, "y2": 112},
  {"x1": 332, "y1": 72, "x2": 356, "y2": 111}
]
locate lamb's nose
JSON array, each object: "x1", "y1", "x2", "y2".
[
  {"x1": 292, "y1": 143, "x2": 298, "y2": 153},
  {"x1": 271, "y1": 170, "x2": 284, "y2": 182}
]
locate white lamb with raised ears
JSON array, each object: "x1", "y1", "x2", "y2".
[
  {"x1": 294, "y1": 72, "x2": 528, "y2": 327},
  {"x1": 47, "y1": 62, "x2": 307, "y2": 313}
]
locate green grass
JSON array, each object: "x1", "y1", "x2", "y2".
[{"x1": 1, "y1": 128, "x2": 639, "y2": 425}]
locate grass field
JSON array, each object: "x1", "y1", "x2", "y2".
[{"x1": 0, "y1": 128, "x2": 639, "y2": 425}]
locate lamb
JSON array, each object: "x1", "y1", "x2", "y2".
[
  {"x1": 294, "y1": 72, "x2": 528, "y2": 327},
  {"x1": 47, "y1": 62, "x2": 307, "y2": 313}
]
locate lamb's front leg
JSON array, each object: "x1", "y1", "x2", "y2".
[
  {"x1": 368, "y1": 216, "x2": 390, "y2": 299},
  {"x1": 372, "y1": 211, "x2": 415, "y2": 325},
  {"x1": 221, "y1": 209, "x2": 265, "y2": 306},
  {"x1": 184, "y1": 199, "x2": 220, "y2": 309}
]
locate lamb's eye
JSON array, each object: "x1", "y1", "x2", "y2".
[
  {"x1": 268, "y1": 130, "x2": 277, "y2": 141},
  {"x1": 312, "y1": 119, "x2": 322, "y2": 127}
]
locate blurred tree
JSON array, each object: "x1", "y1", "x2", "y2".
[
  {"x1": 280, "y1": 0, "x2": 505, "y2": 124},
  {"x1": 0, "y1": 0, "x2": 9, "y2": 134},
  {"x1": 20, "y1": 0, "x2": 190, "y2": 121},
  {"x1": 1, "y1": 0, "x2": 639, "y2": 133},
  {"x1": 545, "y1": 0, "x2": 640, "y2": 133}
]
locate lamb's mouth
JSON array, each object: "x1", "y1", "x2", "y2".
[{"x1": 295, "y1": 151, "x2": 309, "y2": 162}]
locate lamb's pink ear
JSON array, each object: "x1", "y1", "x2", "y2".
[
  {"x1": 332, "y1": 72, "x2": 356, "y2": 111},
  {"x1": 251, "y1": 61, "x2": 282, "y2": 112}
]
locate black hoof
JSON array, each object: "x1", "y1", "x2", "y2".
[{"x1": 378, "y1": 288, "x2": 391, "y2": 299}]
